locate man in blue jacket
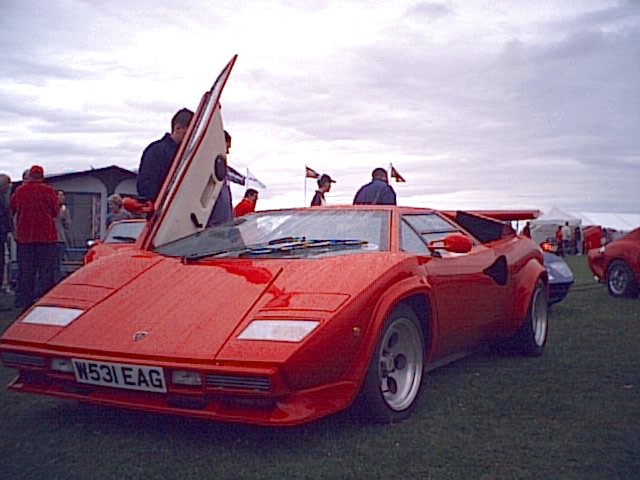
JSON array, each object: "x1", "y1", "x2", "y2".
[
  {"x1": 353, "y1": 168, "x2": 397, "y2": 205},
  {"x1": 137, "y1": 108, "x2": 194, "y2": 202}
]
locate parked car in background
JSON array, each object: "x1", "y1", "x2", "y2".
[
  {"x1": 84, "y1": 219, "x2": 145, "y2": 265},
  {"x1": 542, "y1": 252, "x2": 574, "y2": 305},
  {"x1": 588, "y1": 227, "x2": 640, "y2": 298}
]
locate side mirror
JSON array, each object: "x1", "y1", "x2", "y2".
[
  {"x1": 123, "y1": 197, "x2": 155, "y2": 215},
  {"x1": 429, "y1": 234, "x2": 473, "y2": 254}
]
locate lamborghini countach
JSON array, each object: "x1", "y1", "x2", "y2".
[{"x1": 0, "y1": 56, "x2": 549, "y2": 426}]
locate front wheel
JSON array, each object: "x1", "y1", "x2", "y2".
[
  {"x1": 606, "y1": 260, "x2": 638, "y2": 298},
  {"x1": 358, "y1": 305, "x2": 425, "y2": 423}
]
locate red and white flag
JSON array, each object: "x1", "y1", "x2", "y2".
[
  {"x1": 305, "y1": 166, "x2": 320, "y2": 179},
  {"x1": 389, "y1": 164, "x2": 406, "y2": 182}
]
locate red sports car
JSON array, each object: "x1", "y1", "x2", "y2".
[
  {"x1": 588, "y1": 227, "x2": 640, "y2": 298},
  {"x1": 0, "y1": 56, "x2": 549, "y2": 426}
]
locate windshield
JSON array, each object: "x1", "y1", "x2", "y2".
[
  {"x1": 105, "y1": 221, "x2": 146, "y2": 243},
  {"x1": 155, "y1": 210, "x2": 390, "y2": 259}
]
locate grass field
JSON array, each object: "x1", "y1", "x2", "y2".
[{"x1": 1, "y1": 256, "x2": 638, "y2": 480}]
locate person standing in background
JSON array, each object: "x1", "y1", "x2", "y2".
[
  {"x1": 0, "y1": 174, "x2": 12, "y2": 292},
  {"x1": 555, "y1": 225, "x2": 564, "y2": 256},
  {"x1": 10, "y1": 165, "x2": 59, "y2": 309},
  {"x1": 353, "y1": 168, "x2": 397, "y2": 205},
  {"x1": 310, "y1": 174, "x2": 335, "y2": 206},
  {"x1": 234, "y1": 189, "x2": 259, "y2": 217},
  {"x1": 207, "y1": 130, "x2": 234, "y2": 227},
  {"x1": 54, "y1": 190, "x2": 71, "y2": 283},
  {"x1": 137, "y1": 108, "x2": 194, "y2": 202},
  {"x1": 561, "y1": 222, "x2": 573, "y2": 255},
  {"x1": 574, "y1": 226, "x2": 582, "y2": 255},
  {"x1": 106, "y1": 194, "x2": 133, "y2": 226}
]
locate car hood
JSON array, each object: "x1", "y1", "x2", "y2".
[{"x1": 10, "y1": 251, "x2": 402, "y2": 361}]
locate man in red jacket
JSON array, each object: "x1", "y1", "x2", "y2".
[
  {"x1": 233, "y1": 188, "x2": 259, "y2": 218},
  {"x1": 10, "y1": 165, "x2": 60, "y2": 309}
]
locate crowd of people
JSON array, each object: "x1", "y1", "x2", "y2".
[
  {"x1": 136, "y1": 108, "x2": 401, "y2": 224},
  {"x1": 0, "y1": 166, "x2": 67, "y2": 310},
  {"x1": 555, "y1": 222, "x2": 584, "y2": 256}
]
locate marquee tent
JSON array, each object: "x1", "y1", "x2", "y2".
[
  {"x1": 529, "y1": 206, "x2": 581, "y2": 245},
  {"x1": 570, "y1": 212, "x2": 640, "y2": 233}
]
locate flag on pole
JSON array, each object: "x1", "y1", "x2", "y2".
[
  {"x1": 246, "y1": 169, "x2": 267, "y2": 189},
  {"x1": 389, "y1": 164, "x2": 406, "y2": 182},
  {"x1": 227, "y1": 165, "x2": 246, "y2": 185},
  {"x1": 305, "y1": 166, "x2": 320, "y2": 179}
]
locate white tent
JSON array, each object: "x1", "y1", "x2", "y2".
[
  {"x1": 570, "y1": 212, "x2": 640, "y2": 232},
  {"x1": 530, "y1": 206, "x2": 582, "y2": 245}
]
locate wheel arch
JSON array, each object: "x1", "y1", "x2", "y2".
[
  {"x1": 348, "y1": 277, "x2": 433, "y2": 388},
  {"x1": 512, "y1": 258, "x2": 548, "y2": 325},
  {"x1": 398, "y1": 294, "x2": 432, "y2": 358}
]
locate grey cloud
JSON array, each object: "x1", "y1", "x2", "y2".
[
  {"x1": 404, "y1": 2, "x2": 456, "y2": 21},
  {"x1": 558, "y1": 0, "x2": 640, "y2": 32},
  {"x1": 1, "y1": 1, "x2": 638, "y2": 214}
]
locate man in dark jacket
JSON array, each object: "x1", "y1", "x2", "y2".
[
  {"x1": 311, "y1": 174, "x2": 335, "y2": 206},
  {"x1": 207, "y1": 130, "x2": 234, "y2": 227},
  {"x1": 10, "y1": 165, "x2": 60, "y2": 308},
  {"x1": 137, "y1": 108, "x2": 194, "y2": 202},
  {"x1": 353, "y1": 168, "x2": 397, "y2": 205}
]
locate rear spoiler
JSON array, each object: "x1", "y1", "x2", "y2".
[
  {"x1": 440, "y1": 209, "x2": 540, "y2": 243},
  {"x1": 443, "y1": 210, "x2": 540, "y2": 222}
]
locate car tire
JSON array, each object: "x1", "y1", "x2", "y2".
[
  {"x1": 606, "y1": 260, "x2": 638, "y2": 298},
  {"x1": 514, "y1": 279, "x2": 548, "y2": 357},
  {"x1": 358, "y1": 305, "x2": 425, "y2": 423}
]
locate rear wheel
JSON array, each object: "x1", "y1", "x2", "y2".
[
  {"x1": 606, "y1": 260, "x2": 638, "y2": 298},
  {"x1": 514, "y1": 280, "x2": 548, "y2": 357},
  {"x1": 358, "y1": 305, "x2": 425, "y2": 423}
]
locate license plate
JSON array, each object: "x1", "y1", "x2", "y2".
[{"x1": 72, "y1": 359, "x2": 167, "y2": 393}]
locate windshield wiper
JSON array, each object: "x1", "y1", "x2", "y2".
[
  {"x1": 268, "y1": 236, "x2": 306, "y2": 245},
  {"x1": 183, "y1": 238, "x2": 368, "y2": 262},
  {"x1": 111, "y1": 235, "x2": 138, "y2": 243},
  {"x1": 183, "y1": 237, "x2": 308, "y2": 262},
  {"x1": 184, "y1": 246, "x2": 246, "y2": 262},
  {"x1": 239, "y1": 238, "x2": 368, "y2": 257}
]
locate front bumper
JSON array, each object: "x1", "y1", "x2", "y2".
[
  {"x1": 548, "y1": 281, "x2": 574, "y2": 305},
  {"x1": 2, "y1": 351, "x2": 358, "y2": 426}
]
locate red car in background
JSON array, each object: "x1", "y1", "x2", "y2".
[
  {"x1": 588, "y1": 227, "x2": 640, "y2": 298},
  {"x1": 84, "y1": 219, "x2": 146, "y2": 265},
  {"x1": 0, "y1": 56, "x2": 550, "y2": 426}
]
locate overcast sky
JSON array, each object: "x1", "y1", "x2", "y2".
[{"x1": 1, "y1": 0, "x2": 638, "y2": 213}]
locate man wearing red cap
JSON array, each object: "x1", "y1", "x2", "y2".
[{"x1": 10, "y1": 165, "x2": 60, "y2": 309}]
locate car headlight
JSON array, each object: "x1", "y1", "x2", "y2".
[
  {"x1": 546, "y1": 262, "x2": 573, "y2": 280},
  {"x1": 21, "y1": 306, "x2": 84, "y2": 327},
  {"x1": 238, "y1": 320, "x2": 320, "y2": 342}
]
